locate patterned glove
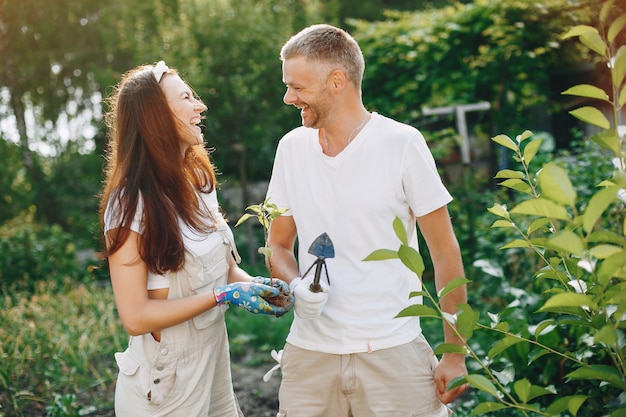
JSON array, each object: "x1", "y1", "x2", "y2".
[
  {"x1": 252, "y1": 276, "x2": 290, "y2": 294},
  {"x1": 213, "y1": 282, "x2": 281, "y2": 315},
  {"x1": 290, "y1": 275, "x2": 329, "y2": 319},
  {"x1": 252, "y1": 277, "x2": 294, "y2": 317}
]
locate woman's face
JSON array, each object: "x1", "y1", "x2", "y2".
[{"x1": 160, "y1": 73, "x2": 207, "y2": 150}]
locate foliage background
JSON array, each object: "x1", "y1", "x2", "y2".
[{"x1": 1, "y1": 0, "x2": 622, "y2": 416}]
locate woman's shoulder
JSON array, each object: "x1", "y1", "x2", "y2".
[{"x1": 104, "y1": 187, "x2": 144, "y2": 233}]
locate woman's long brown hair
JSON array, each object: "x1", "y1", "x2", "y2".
[{"x1": 98, "y1": 64, "x2": 217, "y2": 274}]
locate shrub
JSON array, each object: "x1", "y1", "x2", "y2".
[
  {"x1": 0, "y1": 216, "x2": 82, "y2": 294},
  {"x1": 367, "y1": 4, "x2": 626, "y2": 416}
]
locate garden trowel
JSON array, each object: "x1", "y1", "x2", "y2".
[{"x1": 301, "y1": 232, "x2": 334, "y2": 293}]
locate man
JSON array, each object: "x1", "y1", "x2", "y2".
[{"x1": 266, "y1": 24, "x2": 468, "y2": 417}]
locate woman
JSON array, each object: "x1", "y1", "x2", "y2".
[{"x1": 99, "y1": 61, "x2": 292, "y2": 416}]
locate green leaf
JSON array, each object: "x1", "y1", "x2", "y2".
[
  {"x1": 492, "y1": 219, "x2": 514, "y2": 228},
  {"x1": 601, "y1": 0, "x2": 615, "y2": 23},
  {"x1": 438, "y1": 277, "x2": 470, "y2": 300},
  {"x1": 537, "y1": 293, "x2": 598, "y2": 314},
  {"x1": 465, "y1": 374, "x2": 500, "y2": 397},
  {"x1": 598, "y1": 250, "x2": 626, "y2": 285},
  {"x1": 258, "y1": 247, "x2": 271, "y2": 258},
  {"x1": 546, "y1": 395, "x2": 588, "y2": 416},
  {"x1": 562, "y1": 84, "x2": 609, "y2": 101},
  {"x1": 492, "y1": 134, "x2": 518, "y2": 152},
  {"x1": 538, "y1": 162, "x2": 577, "y2": 206},
  {"x1": 528, "y1": 347, "x2": 551, "y2": 365},
  {"x1": 609, "y1": 14, "x2": 626, "y2": 43},
  {"x1": 569, "y1": 106, "x2": 610, "y2": 129},
  {"x1": 408, "y1": 291, "x2": 426, "y2": 298},
  {"x1": 609, "y1": 407, "x2": 626, "y2": 417},
  {"x1": 448, "y1": 376, "x2": 469, "y2": 390},
  {"x1": 516, "y1": 130, "x2": 534, "y2": 143},
  {"x1": 566, "y1": 365, "x2": 625, "y2": 389},
  {"x1": 499, "y1": 179, "x2": 532, "y2": 194},
  {"x1": 456, "y1": 304, "x2": 479, "y2": 339},
  {"x1": 591, "y1": 129, "x2": 621, "y2": 156},
  {"x1": 555, "y1": 315, "x2": 595, "y2": 328},
  {"x1": 561, "y1": 25, "x2": 598, "y2": 40},
  {"x1": 470, "y1": 402, "x2": 507, "y2": 416},
  {"x1": 594, "y1": 324, "x2": 618, "y2": 346},
  {"x1": 488, "y1": 203, "x2": 510, "y2": 219},
  {"x1": 393, "y1": 216, "x2": 408, "y2": 245},
  {"x1": 363, "y1": 249, "x2": 398, "y2": 261},
  {"x1": 500, "y1": 239, "x2": 531, "y2": 249},
  {"x1": 513, "y1": 379, "x2": 552, "y2": 403},
  {"x1": 396, "y1": 304, "x2": 439, "y2": 318},
  {"x1": 494, "y1": 169, "x2": 524, "y2": 179},
  {"x1": 488, "y1": 335, "x2": 523, "y2": 358},
  {"x1": 545, "y1": 231, "x2": 585, "y2": 257},
  {"x1": 584, "y1": 186, "x2": 620, "y2": 233},
  {"x1": 522, "y1": 139, "x2": 542, "y2": 165},
  {"x1": 580, "y1": 30, "x2": 608, "y2": 56},
  {"x1": 398, "y1": 244, "x2": 424, "y2": 276},
  {"x1": 588, "y1": 230, "x2": 626, "y2": 245},
  {"x1": 590, "y1": 244, "x2": 623, "y2": 259},
  {"x1": 620, "y1": 83, "x2": 626, "y2": 108},
  {"x1": 527, "y1": 218, "x2": 551, "y2": 234},
  {"x1": 510, "y1": 198, "x2": 570, "y2": 220},
  {"x1": 234, "y1": 213, "x2": 253, "y2": 227},
  {"x1": 433, "y1": 343, "x2": 467, "y2": 355},
  {"x1": 534, "y1": 319, "x2": 556, "y2": 338},
  {"x1": 614, "y1": 45, "x2": 626, "y2": 89}
]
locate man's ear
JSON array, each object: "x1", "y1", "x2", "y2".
[{"x1": 328, "y1": 69, "x2": 346, "y2": 92}]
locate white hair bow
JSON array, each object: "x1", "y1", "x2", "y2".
[{"x1": 152, "y1": 60, "x2": 169, "y2": 83}]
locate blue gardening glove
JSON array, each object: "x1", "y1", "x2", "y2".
[
  {"x1": 252, "y1": 277, "x2": 294, "y2": 317},
  {"x1": 214, "y1": 282, "x2": 282, "y2": 315},
  {"x1": 290, "y1": 275, "x2": 329, "y2": 319}
]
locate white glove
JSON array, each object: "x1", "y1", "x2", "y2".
[
  {"x1": 289, "y1": 274, "x2": 329, "y2": 319},
  {"x1": 262, "y1": 349, "x2": 283, "y2": 382}
]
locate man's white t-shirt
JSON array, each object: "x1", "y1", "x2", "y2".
[{"x1": 267, "y1": 112, "x2": 452, "y2": 354}]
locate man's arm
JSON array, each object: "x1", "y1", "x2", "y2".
[
  {"x1": 267, "y1": 215, "x2": 299, "y2": 284},
  {"x1": 417, "y1": 205, "x2": 469, "y2": 404}
]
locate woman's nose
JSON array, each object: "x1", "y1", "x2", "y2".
[{"x1": 194, "y1": 100, "x2": 207, "y2": 112}]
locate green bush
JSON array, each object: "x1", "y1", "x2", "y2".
[
  {"x1": 367, "y1": 4, "x2": 626, "y2": 416},
  {"x1": 0, "y1": 217, "x2": 82, "y2": 294}
]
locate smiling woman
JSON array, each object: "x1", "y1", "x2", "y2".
[{"x1": 97, "y1": 61, "x2": 293, "y2": 416}]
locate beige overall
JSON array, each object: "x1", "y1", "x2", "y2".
[{"x1": 114, "y1": 226, "x2": 244, "y2": 416}]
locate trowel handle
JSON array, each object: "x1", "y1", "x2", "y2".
[{"x1": 309, "y1": 258, "x2": 323, "y2": 293}]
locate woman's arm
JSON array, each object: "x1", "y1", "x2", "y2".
[{"x1": 107, "y1": 230, "x2": 219, "y2": 336}]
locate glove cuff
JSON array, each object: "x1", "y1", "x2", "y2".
[
  {"x1": 289, "y1": 276, "x2": 303, "y2": 292},
  {"x1": 213, "y1": 287, "x2": 227, "y2": 305}
]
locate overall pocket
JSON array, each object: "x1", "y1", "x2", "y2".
[{"x1": 187, "y1": 243, "x2": 229, "y2": 329}]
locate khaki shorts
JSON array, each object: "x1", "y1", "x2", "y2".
[{"x1": 277, "y1": 334, "x2": 450, "y2": 417}]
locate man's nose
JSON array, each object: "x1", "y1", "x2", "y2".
[{"x1": 283, "y1": 88, "x2": 296, "y2": 105}]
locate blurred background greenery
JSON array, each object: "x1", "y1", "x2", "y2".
[{"x1": 1, "y1": 0, "x2": 620, "y2": 415}]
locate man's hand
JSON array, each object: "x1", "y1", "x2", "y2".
[
  {"x1": 434, "y1": 353, "x2": 469, "y2": 404},
  {"x1": 289, "y1": 275, "x2": 329, "y2": 319}
]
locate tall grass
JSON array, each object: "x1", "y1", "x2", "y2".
[
  {"x1": 0, "y1": 280, "x2": 124, "y2": 416},
  {"x1": 0, "y1": 276, "x2": 293, "y2": 417}
]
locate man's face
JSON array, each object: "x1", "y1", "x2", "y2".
[{"x1": 282, "y1": 56, "x2": 333, "y2": 129}]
